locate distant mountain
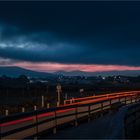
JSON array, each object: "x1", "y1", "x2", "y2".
[
  {"x1": 55, "y1": 70, "x2": 140, "y2": 76},
  {"x1": 1, "y1": 66, "x2": 140, "y2": 78},
  {"x1": 0, "y1": 66, "x2": 55, "y2": 78},
  {"x1": 55, "y1": 70, "x2": 89, "y2": 76}
]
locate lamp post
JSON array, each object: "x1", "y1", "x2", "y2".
[
  {"x1": 5, "y1": 109, "x2": 9, "y2": 116},
  {"x1": 65, "y1": 93, "x2": 68, "y2": 100},
  {"x1": 41, "y1": 95, "x2": 44, "y2": 108},
  {"x1": 22, "y1": 107, "x2": 25, "y2": 113},
  {"x1": 56, "y1": 83, "x2": 62, "y2": 106},
  {"x1": 80, "y1": 88, "x2": 84, "y2": 97}
]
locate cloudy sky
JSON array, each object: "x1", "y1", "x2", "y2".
[{"x1": 0, "y1": 1, "x2": 140, "y2": 72}]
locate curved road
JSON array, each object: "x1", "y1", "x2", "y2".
[{"x1": 47, "y1": 105, "x2": 129, "y2": 139}]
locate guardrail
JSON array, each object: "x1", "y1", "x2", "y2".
[
  {"x1": 1, "y1": 91, "x2": 140, "y2": 139},
  {"x1": 65, "y1": 91, "x2": 140, "y2": 104},
  {"x1": 124, "y1": 102, "x2": 140, "y2": 138}
]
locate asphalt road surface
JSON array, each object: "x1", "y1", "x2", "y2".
[{"x1": 47, "y1": 106, "x2": 128, "y2": 139}]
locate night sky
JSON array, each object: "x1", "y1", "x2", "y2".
[{"x1": 0, "y1": 1, "x2": 140, "y2": 72}]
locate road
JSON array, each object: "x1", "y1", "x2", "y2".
[{"x1": 47, "y1": 105, "x2": 128, "y2": 139}]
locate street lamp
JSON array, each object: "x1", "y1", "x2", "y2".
[
  {"x1": 56, "y1": 83, "x2": 62, "y2": 106},
  {"x1": 41, "y1": 95, "x2": 44, "y2": 108},
  {"x1": 80, "y1": 88, "x2": 84, "y2": 97}
]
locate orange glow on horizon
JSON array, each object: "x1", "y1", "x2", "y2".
[{"x1": 9, "y1": 62, "x2": 140, "y2": 73}]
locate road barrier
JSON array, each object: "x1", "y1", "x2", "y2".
[
  {"x1": 124, "y1": 102, "x2": 140, "y2": 138},
  {"x1": 65, "y1": 91, "x2": 140, "y2": 104},
  {"x1": 1, "y1": 91, "x2": 140, "y2": 139}
]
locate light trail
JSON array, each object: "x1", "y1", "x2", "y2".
[
  {"x1": 65, "y1": 90, "x2": 140, "y2": 103},
  {"x1": 0, "y1": 91, "x2": 139, "y2": 128},
  {"x1": 61, "y1": 93, "x2": 136, "y2": 107},
  {"x1": 0, "y1": 108, "x2": 75, "y2": 127}
]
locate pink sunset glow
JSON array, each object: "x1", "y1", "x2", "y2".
[{"x1": 9, "y1": 62, "x2": 140, "y2": 72}]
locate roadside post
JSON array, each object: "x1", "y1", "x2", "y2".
[{"x1": 56, "y1": 83, "x2": 62, "y2": 106}]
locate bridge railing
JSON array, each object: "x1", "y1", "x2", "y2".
[{"x1": 0, "y1": 92, "x2": 140, "y2": 139}]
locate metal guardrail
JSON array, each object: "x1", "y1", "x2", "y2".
[
  {"x1": 0, "y1": 92, "x2": 140, "y2": 139},
  {"x1": 65, "y1": 91, "x2": 140, "y2": 104},
  {"x1": 124, "y1": 101, "x2": 140, "y2": 138}
]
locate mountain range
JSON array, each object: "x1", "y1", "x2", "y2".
[
  {"x1": 0, "y1": 66, "x2": 140, "y2": 77},
  {"x1": 55, "y1": 70, "x2": 140, "y2": 76},
  {"x1": 0, "y1": 66, "x2": 55, "y2": 78}
]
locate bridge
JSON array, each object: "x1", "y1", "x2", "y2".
[{"x1": 1, "y1": 90, "x2": 140, "y2": 139}]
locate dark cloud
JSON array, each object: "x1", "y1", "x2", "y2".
[{"x1": 0, "y1": 1, "x2": 140, "y2": 66}]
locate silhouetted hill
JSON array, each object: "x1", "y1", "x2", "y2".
[
  {"x1": 0, "y1": 66, "x2": 55, "y2": 78},
  {"x1": 1, "y1": 66, "x2": 140, "y2": 77},
  {"x1": 55, "y1": 70, "x2": 140, "y2": 76}
]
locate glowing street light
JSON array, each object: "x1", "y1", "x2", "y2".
[{"x1": 80, "y1": 88, "x2": 84, "y2": 96}]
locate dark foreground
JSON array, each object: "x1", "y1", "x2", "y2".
[{"x1": 46, "y1": 107, "x2": 126, "y2": 139}]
